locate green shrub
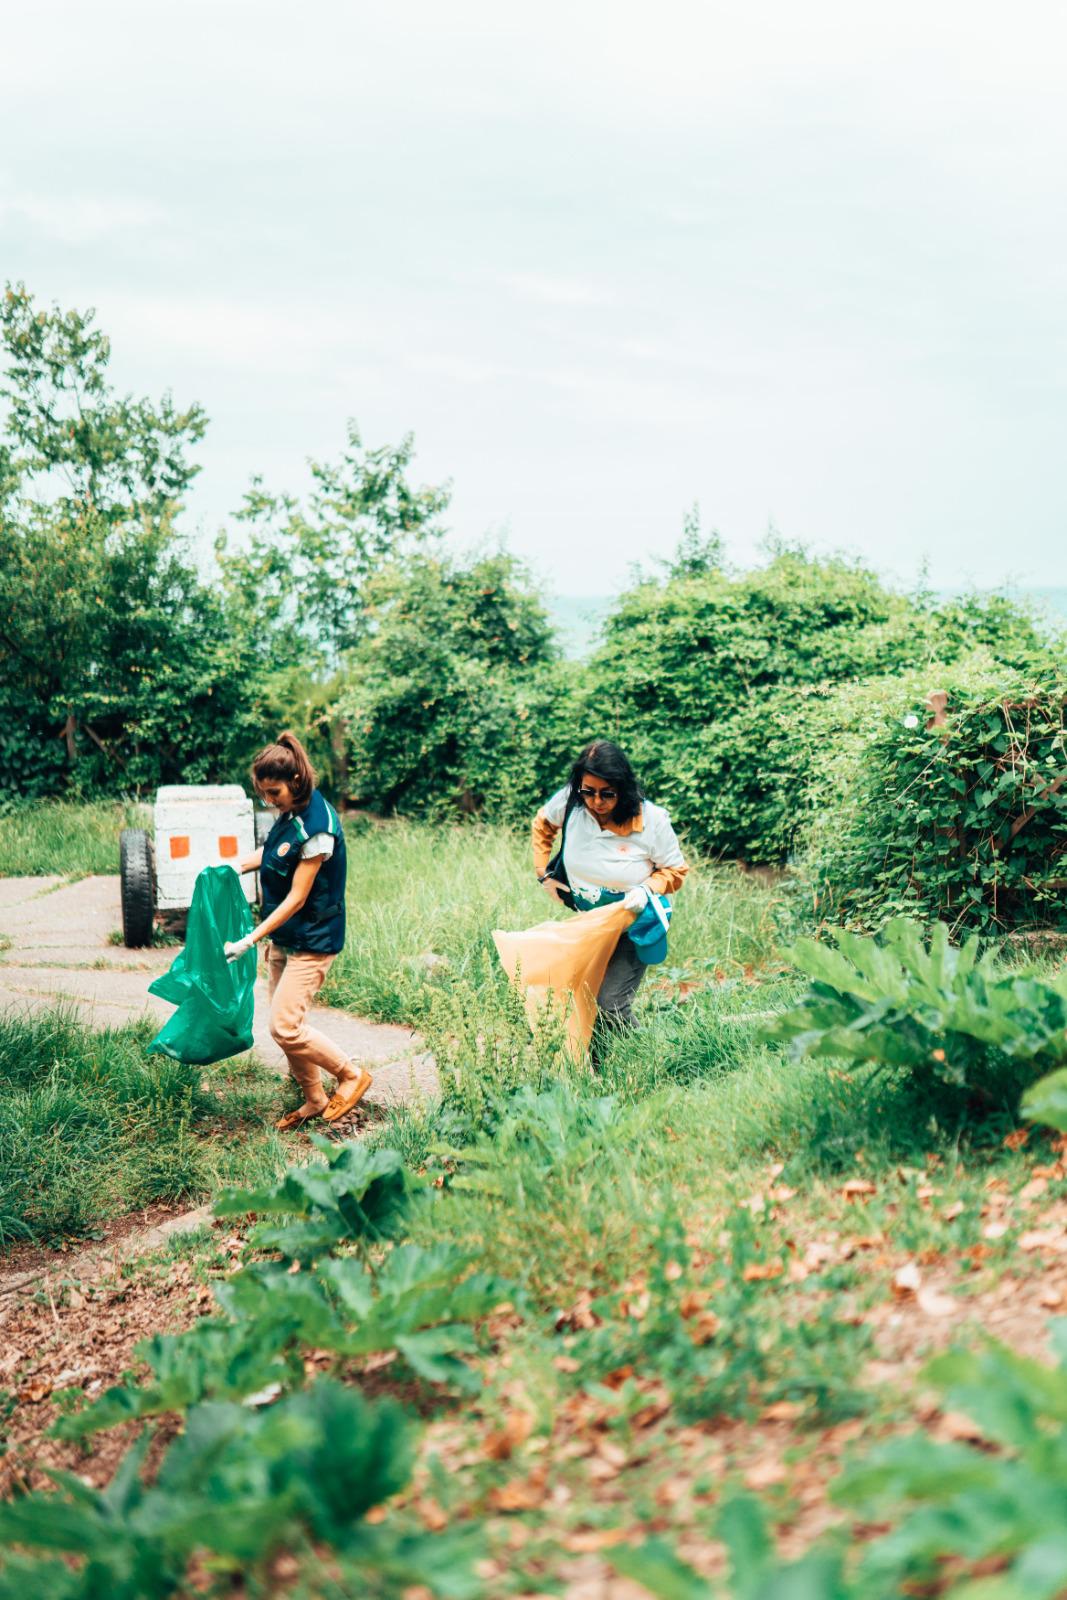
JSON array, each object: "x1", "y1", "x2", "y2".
[
  {"x1": 15, "y1": 1144, "x2": 498, "y2": 1599},
  {"x1": 835, "y1": 1326, "x2": 1067, "y2": 1597},
  {"x1": 0, "y1": 1381, "x2": 480, "y2": 1600},
  {"x1": 334, "y1": 550, "x2": 589, "y2": 817},
  {"x1": 807, "y1": 668, "x2": 1067, "y2": 930},
  {"x1": 769, "y1": 918, "x2": 1067, "y2": 1127},
  {"x1": 584, "y1": 550, "x2": 1052, "y2": 862}
]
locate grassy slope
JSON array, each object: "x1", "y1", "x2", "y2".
[{"x1": 4, "y1": 814, "x2": 1064, "y2": 1592}]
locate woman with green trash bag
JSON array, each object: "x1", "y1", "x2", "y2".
[{"x1": 225, "y1": 731, "x2": 373, "y2": 1132}]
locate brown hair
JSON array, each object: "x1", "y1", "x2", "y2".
[{"x1": 251, "y1": 731, "x2": 316, "y2": 808}]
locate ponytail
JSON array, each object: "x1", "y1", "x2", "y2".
[{"x1": 251, "y1": 730, "x2": 316, "y2": 807}]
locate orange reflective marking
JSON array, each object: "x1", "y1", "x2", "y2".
[
  {"x1": 169, "y1": 835, "x2": 190, "y2": 859},
  {"x1": 218, "y1": 836, "x2": 238, "y2": 858}
]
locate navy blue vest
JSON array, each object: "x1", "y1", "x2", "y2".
[{"x1": 260, "y1": 790, "x2": 347, "y2": 955}]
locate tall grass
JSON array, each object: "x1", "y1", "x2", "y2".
[
  {"x1": 326, "y1": 818, "x2": 790, "y2": 1024},
  {"x1": 0, "y1": 799, "x2": 150, "y2": 877},
  {"x1": 0, "y1": 1008, "x2": 286, "y2": 1248}
]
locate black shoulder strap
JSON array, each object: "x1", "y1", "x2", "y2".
[{"x1": 559, "y1": 790, "x2": 579, "y2": 846}]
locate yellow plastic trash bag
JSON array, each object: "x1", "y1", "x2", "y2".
[
  {"x1": 147, "y1": 866, "x2": 257, "y2": 1065},
  {"x1": 492, "y1": 900, "x2": 632, "y2": 1058}
]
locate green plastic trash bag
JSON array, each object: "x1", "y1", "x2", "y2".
[{"x1": 148, "y1": 866, "x2": 257, "y2": 1065}]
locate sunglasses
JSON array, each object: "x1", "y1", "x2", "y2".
[{"x1": 578, "y1": 786, "x2": 617, "y2": 802}]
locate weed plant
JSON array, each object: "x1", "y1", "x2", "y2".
[{"x1": 325, "y1": 821, "x2": 790, "y2": 1024}]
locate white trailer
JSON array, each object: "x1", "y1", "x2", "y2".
[{"x1": 119, "y1": 785, "x2": 273, "y2": 947}]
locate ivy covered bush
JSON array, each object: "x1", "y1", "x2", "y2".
[{"x1": 807, "y1": 668, "x2": 1067, "y2": 932}]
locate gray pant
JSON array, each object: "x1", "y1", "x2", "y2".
[{"x1": 595, "y1": 933, "x2": 645, "y2": 1027}]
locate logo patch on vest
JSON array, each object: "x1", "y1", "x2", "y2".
[{"x1": 277, "y1": 841, "x2": 291, "y2": 857}]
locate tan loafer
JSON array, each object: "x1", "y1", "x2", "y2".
[
  {"x1": 275, "y1": 1103, "x2": 326, "y2": 1132},
  {"x1": 322, "y1": 1067, "x2": 374, "y2": 1123}
]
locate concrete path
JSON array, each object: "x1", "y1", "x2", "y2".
[{"x1": 0, "y1": 876, "x2": 437, "y2": 1109}]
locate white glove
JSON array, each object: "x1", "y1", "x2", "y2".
[
  {"x1": 622, "y1": 886, "x2": 649, "y2": 913},
  {"x1": 224, "y1": 935, "x2": 256, "y2": 963}
]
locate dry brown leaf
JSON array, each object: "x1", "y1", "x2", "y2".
[
  {"x1": 483, "y1": 1410, "x2": 534, "y2": 1461},
  {"x1": 414, "y1": 1498, "x2": 448, "y2": 1532},
  {"x1": 688, "y1": 1310, "x2": 721, "y2": 1346},
  {"x1": 892, "y1": 1262, "x2": 922, "y2": 1299},
  {"x1": 862, "y1": 1359, "x2": 904, "y2": 1387},
  {"x1": 744, "y1": 1456, "x2": 787, "y2": 1490},
  {"x1": 761, "y1": 1399, "x2": 804, "y2": 1422},
  {"x1": 621, "y1": 1291, "x2": 651, "y2": 1321},
  {"x1": 633, "y1": 1397, "x2": 671, "y2": 1430},
  {"x1": 487, "y1": 1466, "x2": 548, "y2": 1512},
  {"x1": 555, "y1": 1295, "x2": 599, "y2": 1332},
  {"x1": 742, "y1": 1261, "x2": 784, "y2": 1283},
  {"x1": 553, "y1": 1354, "x2": 580, "y2": 1374},
  {"x1": 941, "y1": 1202, "x2": 965, "y2": 1222},
  {"x1": 1019, "y1": 1229, "x2": 1067, "y2": 1253},
  {"x1": 603, "y1": 1365, "x2": 636, "y2": 1390},
  {"x1": 562, "y1": 1528, "x2": 632, "y2": 1553},
  {"x1": 839, "y1": 1179, "x2": 877, "y2": 1200},
  {"x1": 595, "y1": 1438, "x2": 628, "y2": 1470},
  {"x1": 1040, "y1": 1286, "x2": 1064, "y2": 1309},
  {"x1": 18, "y1": 1378, "x2": 53, "y2": 1404},
  {"x1": 982, "y1": 1221, "x2": 1010, "y2": 1241},
  {"x1": 1003, "y1": 1129, "x2": 1030, "y2": 1151},
  {"x1": 1019, "y1": 1177, "x2": 1049, "y2": 1204},
  {"x1": 935, "y1": 1410, "x2": 984, "y2": 1442}
]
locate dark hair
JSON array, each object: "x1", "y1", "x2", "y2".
[
  {"x1": 251, "y1": 731, "x2": 316, "y2": 808},
  {"x1": 567, "y1": 739, "x2": 642, "y2": 824}
]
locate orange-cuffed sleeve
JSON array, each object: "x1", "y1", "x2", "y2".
[
  {"x1": 532, "y1": 811, "x2": 560, "y2": 877},
  {"x1": 646, "y1": 861, "x2": 689, "y2": 897}
]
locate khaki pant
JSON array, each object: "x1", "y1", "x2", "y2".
[{"x1": 266, "y1": 945, "x2": 352, "y2": 1100}]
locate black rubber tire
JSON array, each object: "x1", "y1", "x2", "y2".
[
  {"x1": 254, "y1": 809, "x2": 273, "y2": 847},
  {"x1": 120, "y1": 828, "x2": 156, "y2": 948}
]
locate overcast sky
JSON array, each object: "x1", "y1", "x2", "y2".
[{"x1": 2, "y1": 1, "x2": 1065, "y2": 598}]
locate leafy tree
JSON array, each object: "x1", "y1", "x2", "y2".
[
  {"x1": 0, "y1": 282, "x2": 206, "y2": 524},
  {"x1": 0, "y1": 285, "x2": 254, "y2": 796},
  {"x1": 336, "y1": 550, "x2": 570, "y2": 815},
  {"x1": 660, "y1": 503, "x2": 724, "y2": 579},
  {"x1": 217, "y1": 422, "x2": 450, "y2": 668}
]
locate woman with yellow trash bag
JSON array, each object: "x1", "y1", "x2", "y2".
[{"x1": 494, "y1": 740, "x2": 688, "y2": 1061}]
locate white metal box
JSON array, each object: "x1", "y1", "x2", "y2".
[{"x1": 153, "y1": 784, "x2": 256, "y2": 911}]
